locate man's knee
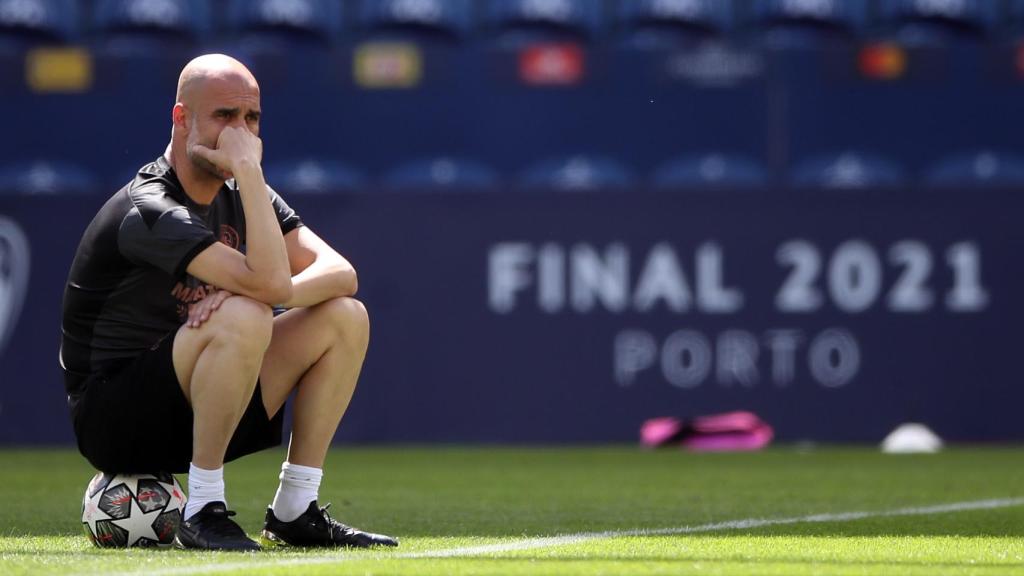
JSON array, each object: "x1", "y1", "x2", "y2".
[
  {"x1": 318, "y1": 296, "x2": 370, "y2": 344},
  {"x1": 207, "y1": 295, "x2": 274, "y2": 348},
  {"x1": 172, "y1": 296, "x2": 272, "y2": 404}
]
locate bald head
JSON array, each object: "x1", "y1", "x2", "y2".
[{"x1": 176, "y1": 54, "x2": 259, "y2": 106}]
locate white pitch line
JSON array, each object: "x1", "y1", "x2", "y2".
[{"x1": 104, "y1": 497, "x2": 1024, "y2": 576}]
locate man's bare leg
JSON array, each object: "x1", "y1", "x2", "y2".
[
  {"x1": 171, "y1": 295, "x2": 273, "y2": 525},
  {"x1": 259, "y1": 296, "x2": 370, "y2": 468}
]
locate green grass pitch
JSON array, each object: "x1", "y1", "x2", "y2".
[{"x1": 1, "y1": 446, "x2": 1023, "y2": 575}]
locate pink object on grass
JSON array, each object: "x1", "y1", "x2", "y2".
[
  {"x1": 640, "y1": 417, "x2": 683, "y2": 447},
  {"x1": 639, "y1": 411, "x2": 774, "y2": 452}
]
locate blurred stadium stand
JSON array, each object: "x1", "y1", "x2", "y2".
[
  {"x1": 652, "y1": 152, "x2": 768, "y2": 189},
  {"x1": 0, "y1": 160, "x2": 96, "y2": 194},
  {"x1": 358, "y1": 0, "x2": 472, "y2": 40},
  {"x1": 92, "y1": 0, "x2": 211, "y2": 54},
  {"x1": 750, "y1": 0, "x2": 868, "y2": 48},
  {"x1": 520, "y1": 154, "x2": 634, "y2": 190},
  {"x1": 263, "y1": 158, "x2": 366, "y2": 194},
  {"x1": 226, "y1": 0, "x2": 343, "y2": 50},
  {"x1": 879, "y1": 0, "x2": 997, "y2": 46},
  {"x1": 0, "y1": 0, "x2": 79, "y2": 49},
  {"x1": 384, "y1": 156, "x2": 499, "y2": 190},
  {"x1": 925, "y1": 150, "x2": 1024, "y2": 187},
  {"x1": 485, "y1": 0, "x2": 602, "y2": 46},
  {"x1": 615, "y1": 0, "x2": 734, "y2": 49},
  {"x1": 0, "y1": 0, "x2": 1020, "y2": 193},
  {"x1": 791, "y1": 151, "x2": 907, "y2": 189}
]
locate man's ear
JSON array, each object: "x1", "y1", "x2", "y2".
[{"x1": 172, "y1": 103, "x2": 189, "y2": 132}]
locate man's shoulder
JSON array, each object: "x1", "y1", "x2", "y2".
[{"x1": 126, "y1": 159, "x2": 189, "y2": 229}]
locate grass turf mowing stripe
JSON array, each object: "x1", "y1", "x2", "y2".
[{"x1": 109, "y1": 497, "x2": 1024, "y2": 576}]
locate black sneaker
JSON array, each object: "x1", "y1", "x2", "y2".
[
  {"x1": 174, "y1": 502, "x2": 261, "y2": 551},
  {"x1": 261, "y1": 502, "x2": 399, "y2": 548}
]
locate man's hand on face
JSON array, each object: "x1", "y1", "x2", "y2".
[
  {"x1": 186, "y1": 289, "x2": 233, "y2": 329},
  {"x1": 191, "y1": 126, "x2": 263, "y2": 180}
]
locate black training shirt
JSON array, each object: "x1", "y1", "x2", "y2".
[{"x1": 60, "y1": 156, "x2": 302, "y2": 392}]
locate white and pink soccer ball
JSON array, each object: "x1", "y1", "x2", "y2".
[{"x1": 82, "y1": 472, "x2": 187, "y2": 548}]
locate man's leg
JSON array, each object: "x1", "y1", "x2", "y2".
[
  {"x1": 256, "y1": 296, "x2": 396, "y2": 547},
  {"x1": 171, "y1": 295, "x2": 272, "y2": 551},
  {"x1": 173, "y1": 295, "x2": 274, "y2": 469},
  {"x1": 259, "y1": 296, "x2": 369, "y2": 469}
]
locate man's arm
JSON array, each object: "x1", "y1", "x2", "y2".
[
  {"x1": 183, "y1": 227, "x2": 353, "y2": 329},
  {"x1": 279, "y1": 226, "x2": 357, "y2": 309},
  {"x1": 185, "y1": 126, "x2": 293, "y2": 305}
]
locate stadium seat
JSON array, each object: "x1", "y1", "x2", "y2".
[
  {"x1": 791, "y1": 152, "x2": 907, "y2": 189},
  {"x1": 925, "y1": 150, "x2": 1024, "y2": 188},
  {"x1": 616, "y1": 0, "x2": 735, "y2": 49},
  {"x1": 749, "y1": 0, "x2": 867, "y2": 48},
  {"x1": 520, "y1": 155, "x2": 635, "y2": 191},
  {"x1": 226, "y1": 0, "x2": 342, "y2": 47},
  {"x1": 0, "y1": 160, "x2": 97, "y2": 195},
  {"x1": 92, "y1": 0, "x2": 211, "y2": 54},
  {"x1": 357, "y1": 0, "x2": 472, "y2": 41},
  {"x1": 653, "y1": 153, "x2": 768, "y2": 189},
  {"x1": 384, "y1": 157, "x2": 499, "y2": 190},
  {"x1": 263, "y1": 159, "x2": 365, "y2": 195},
  {"x1": 485, "y1": 0, "x2": 603, "y2": 46},
  {"x1": 878, "y1": 0, "x2": 996, "y2": 46},
  {"x1": 0, "y1": 0, "x2": 78, "y2": 49}
]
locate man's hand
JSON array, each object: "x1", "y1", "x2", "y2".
[
  {"x1": 187, "y1": 290, "x2": 233, "y2": 329},
  {"x1": 192, "y1": 126, "x2": 262, "y2": 180}
]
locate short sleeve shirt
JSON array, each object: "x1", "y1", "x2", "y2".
[{"x1": 60, "y1": 156, "x2": 303, "y2": 390}]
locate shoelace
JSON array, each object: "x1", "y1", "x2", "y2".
[
  {"x1": 318, "y1": 504, "x2": 356, "y2": 536},
  {"x1": 198, "y1": 508, "x2": 248, "y2": 539}
]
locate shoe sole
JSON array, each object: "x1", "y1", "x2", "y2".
[
  {"x1": 261, "y1": 529, "x2": 391, "y2": 549},
  {"x1": 174, "y1": 533, "x2": 262, "y2": 552},
  {"x1": 260, "y1": 530, "x2": 290, "y2": 548}
]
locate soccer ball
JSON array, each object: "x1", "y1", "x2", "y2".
[{"x1": 81, "y1": 472, "x2": 187, "y2": 548}]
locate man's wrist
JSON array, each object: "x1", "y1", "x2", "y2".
[{"x1": 232, "y1": 160, "x2": 263, "y2": 185}]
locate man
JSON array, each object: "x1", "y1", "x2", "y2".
[{"x1": 61, "y1": 54, "x2": 398, "y2": 551}]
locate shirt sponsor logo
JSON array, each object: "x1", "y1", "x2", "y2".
[
  {"x1": 0, "y1": 216, "x2": 30, "y2": 358},
  {"x1": 519, "y1": 43, "x2": 584, "y2": 86},
  {"x1": 170, "y1": 282, "x2": 218, "y2": 320}
]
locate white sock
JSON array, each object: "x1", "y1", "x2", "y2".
[
  {"x1": 184, "y1": 463, "x2": 225, "y2": 521},
  {"x1": 271, "y1": 462, "x2": 323, "y2": 522}
]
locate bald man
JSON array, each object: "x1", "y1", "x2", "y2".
[{"x1": 61, "y1": 54, "x2": 397, "y2": 551}]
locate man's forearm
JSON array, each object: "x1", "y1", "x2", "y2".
[
  {"x1": 234, "y1": 162, "x2": 292, "y2": 302},
  {"x1": 281, "y1": 260, "x2": 357, "y2": 309}
]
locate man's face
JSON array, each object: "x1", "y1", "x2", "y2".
[{"x1": 183, "y1": 74, "x2": 261, "y2": 181}]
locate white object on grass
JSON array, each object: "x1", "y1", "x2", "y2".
[{"x1": 881, "y1": 423, "x2": 944, "y2": 454}]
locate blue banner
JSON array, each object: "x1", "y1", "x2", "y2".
[{"x1": 1, "y1": 189, "x2": 1021, "y2": 444}]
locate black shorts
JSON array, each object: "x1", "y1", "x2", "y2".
[{"x1": 67, "y1": 332, "x2": 284, "y2": 474}]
